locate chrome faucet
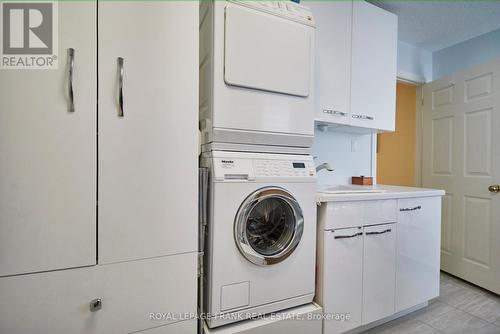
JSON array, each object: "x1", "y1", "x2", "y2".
[{"x1": 316, "y1": 162, "x2": 335, "y2": 173}]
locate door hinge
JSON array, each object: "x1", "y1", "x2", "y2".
[{"x1": 197, "y1": 252, "x2": 204, "y2": 278}]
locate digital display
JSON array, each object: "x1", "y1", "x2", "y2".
[{"x1": 293, "y1": 162, "x2": 305, "y2": 169}]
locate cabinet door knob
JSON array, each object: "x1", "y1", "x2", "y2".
[
  {"x1": 90, "y1": 298, "x2": 102, "y2": 312},
  {"x1": 488, "y1": 184, "x2": 500, "y2": 193}
]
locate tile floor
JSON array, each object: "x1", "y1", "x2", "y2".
[{"x1": 365, "y1": 272, "x2": 500, "y2": 334}]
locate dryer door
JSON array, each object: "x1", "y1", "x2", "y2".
[
  {"x1": 224, "y1": 3, "x2": 312, "y2": 97},
  {"x1": 234, "y1": 187, "x2": 304, "y2": 266}
]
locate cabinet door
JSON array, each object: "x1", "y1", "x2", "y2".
[
  {"x1": 0, "y1": 2, "x2": 97, "y2": 276},
  {"x1": 362, "y1": 223, "x2": 396, "y2": 325},
  {"x1": 94, "y1": 253, "x2": 197, "y2": 334},
  {"x1": 396, "y1": 197, "x2": 441, "y2": 312},
  {"x1": 0, "y1": 265, "x2": 97, "y2": 334},
  {"x1": 309, "y1": 1, "x2": 352, "y2": 125},
  {"x1": 98, "y1": 2, "x2": 198, "y2": 264},
  {"x1": 323, "y1": 228, "x2": 363, "y2": 334},
  {"x1": 350, "y1": 1, "x2": 397, "y2": 131}
]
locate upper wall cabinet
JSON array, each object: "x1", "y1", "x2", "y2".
[
  {"x1": 309, "y1": 1, "x2": 352, "y2": 126},
  {"x1": 312, "y1": 1, "x2": 398, "y2": 132}
]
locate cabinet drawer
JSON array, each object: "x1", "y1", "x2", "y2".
[
  {"x1": 322, "y1": 200, "x2": 397, "y2": 229},
  {"x1": 0, "y1": 253, "x2": 197, "y2": 334},
  {"x1": 95, "y1": 252, "x2": 197, "y2": 333},
  {"x1": 0, "y1": 265, "x2": 97, "y2": 334},
  {"x1": 139, "y1": 319, "x2": 196, "y2": 334}
]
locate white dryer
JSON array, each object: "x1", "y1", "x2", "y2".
[
  {"x1": 201, "y1": 151, "x2": 317, "y2": 328},
  {"x1": 199, "y1": 1, "x2": 316, "y2": 149}
]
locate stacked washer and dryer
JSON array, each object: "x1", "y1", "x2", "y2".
[{"x1": 199, "y1": 1, "x2": 321, "y2": 333}]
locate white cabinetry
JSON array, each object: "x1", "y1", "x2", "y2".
[
  {"x1": 309, "y1": 1, "x2": 352, "y2": 125},
  {"x1": 0, "y1": 1, "x2": 198, "y2": 332},
  {"x1": 98, "y1": 1, "x2": 198, "y2": 264},
  {"x1": 311, "y1": 0, "x2": 397, "y2": 132},
  {"x1": 0, "y1": 253, "x2": 197, "y2": 334},
  {"x1": 362, "y1": 224, "x2": 396, "y2": 324},
  {"x1": 350, "y1": 1, "x2": 398, "y2": 131},
  {"x1": 396, "y1": 197, "x2": 441, "y2": 312},
  {"x1": 0, "y1": 1, "x2": 97, "y2": 277},
  {"x1": 320, "y1": 227, "x2": 363, "y2": 334},
  {"x1": 317, "y1": 194, "x2": 441, "y2": 333}
]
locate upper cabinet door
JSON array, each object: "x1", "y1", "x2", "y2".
[
  {"x1": 0, "y1": 2, "x2": 97, "y2": 276},
  {"x1": 310, "y1": 1, "x2": 352, "y2": 125},
  {"x1": 98, "y1": 2, "x2": 198, "y2": 264},
  {"x1": 350, "y1": 1, "x2": 397, "y2": 132}
]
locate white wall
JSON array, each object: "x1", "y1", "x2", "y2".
[
  {"x1": 313, "y1": 128, "x2": 374, "y2": 186},
  {"x1": 433, "y1": 28, "x2": 500, "y2": 80},
  {"x1": 397, "y1": 41, "x2": 433, "y2": 83}
]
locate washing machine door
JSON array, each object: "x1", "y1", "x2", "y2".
[{"x1": 234, "y1": 187, "x2": 304, "y2": 266}]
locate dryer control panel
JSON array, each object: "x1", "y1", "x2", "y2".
[
  {"x1": 208, "y1": 151, "x2": 316, "y2": 182},
  {"x1": 229, "y1": 0, "x2": 315, "y2": 27}
]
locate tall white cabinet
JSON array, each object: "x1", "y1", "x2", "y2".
[
  {"x1": 0, "y1": 1, "x2": 97, "y2": 278},
  {"x1": 0, "y1": 2, "x2": 198, "y2": 333},
  {"x1": 98, "y1": 2, "x2": 198, "y2": 264},
  {"x1": 310, "y1": 1, "x2": 397, "y2": 132}
]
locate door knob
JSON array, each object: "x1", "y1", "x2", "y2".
[{"x1": 488, "y1": 185, "x2": 500, "y2": 193}]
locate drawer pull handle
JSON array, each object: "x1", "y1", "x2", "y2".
[
  {"x1": 366, "y1": 228, "x2": 392, "y2": 235},
  {"x1": 90, "y1": 298, "x2": 102, "y2": 312},
  {"x1": 400, "y1": 206, "x2": 421, "y2": 212},
  {"x1": 352, "y1": 114, "x2": 374, "y2": 120},
  {"x1": 323, "y1": 109, "x2": 347, "y2": 117},
  {"x1": 334, "y1": 232, "x2": 363, "y2": 239}
]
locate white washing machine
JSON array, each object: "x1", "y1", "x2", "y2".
[
  {"x1": 201, "y1": 151, "x2": 317, "y2": 328},
  {"x1": 199, "y1": 1, "x2": 316, "y2": 149}
]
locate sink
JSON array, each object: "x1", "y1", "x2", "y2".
[{"x1": 318, "y1": 184, "x2": 387, "y2": 194}]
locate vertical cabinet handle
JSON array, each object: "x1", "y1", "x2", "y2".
[
  {"x1": 68, "y1": 48, "x2": 75, "y2": 112},
  {"x1": 117, "y1": 57, "x2": 124, "y2": 117}
]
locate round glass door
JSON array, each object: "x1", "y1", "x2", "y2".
[{"x1": 234, "y1": 187, "x2": 304, "y2": 266}]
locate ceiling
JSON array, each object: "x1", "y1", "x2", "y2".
[{"x1": 369, "y1": 1, "x2": 500, "y2": 51}]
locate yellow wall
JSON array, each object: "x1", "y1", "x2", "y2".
[{"x1": 377, "y1": 82, "x2": 416, "y2": 186}]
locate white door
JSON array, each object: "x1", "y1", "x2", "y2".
[
  {"x1": 323, "y1": 227, "x2": 363, "y2": 334},
  {"x1": 308, "y1": 1, "x2": 352, "y2": 125},
  {"x1": 350, "y1": 1, "x2": 397, "y2": 131},
  {"x1": 0, "y1": 2, "x2": 96, "y2": 277},
  {"x1": 422, "y1": 58, "x2": 500, "y2": 294},
  {"x1": 362, "y1": 223, "x2": 396, "y2": 325},
  {"x1": 98, "y1": 2, "x2": 198, "y2": 264}
]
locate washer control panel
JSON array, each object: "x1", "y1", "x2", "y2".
[
  {"x1": 209, "y1": 151, "x2": 316, "y2": 181},
  {"x1": 254, "y1": 159, "x2": 315, "y2": 178}
]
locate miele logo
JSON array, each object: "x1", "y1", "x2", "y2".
[{"x1": 221, "y1": 160, "x2": 234, "y2": 164}]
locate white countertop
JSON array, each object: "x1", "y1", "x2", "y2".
[{"x1": 316, "y1": 184, "x2": 445, "y2": 202}]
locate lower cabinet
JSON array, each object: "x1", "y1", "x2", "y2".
[
  {"x1": 0, "y1": 253, "x2": 197, "y2": 334},
  {"x1": 362, "y1": 223, "x2": 396, "y2": 325},
  {"x1": 317, "y1": 196, "x2": 441, "y2": 334},
  {"x1": 323, "y1": 227, "x2": 364, "y2": 334},
  {"x1": 396, "y1": 197, "x2": 441, "y2": 312}
]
